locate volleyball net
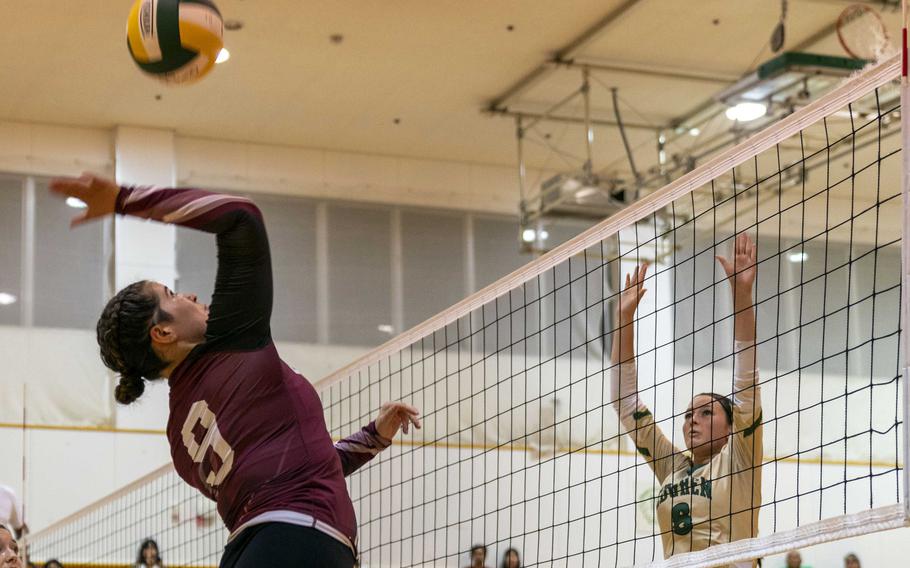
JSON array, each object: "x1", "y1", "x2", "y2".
[
  {"x1": 23, "y1": 55, "x2": 909, "y2": 567},
  {"x1": 23, "y1": 464, "x2": 224, "y2": 567}
]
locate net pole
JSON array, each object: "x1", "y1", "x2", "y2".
[{"x1": 901, "y1": 0, "x2": 910, "y2": 523}]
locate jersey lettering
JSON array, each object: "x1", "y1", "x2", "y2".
[{"x1": 181, "y1": 400, "x2": 235, "y2": 487}]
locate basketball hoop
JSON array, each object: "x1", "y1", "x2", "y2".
[{"x1": 837, "y1": 4, "x2": 891, "y2": 60}]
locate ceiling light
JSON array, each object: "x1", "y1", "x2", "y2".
[
  {"x1": 575, "y1": 186, "x2": 600, "y2": 199},
  {"x1": 539, "y1": 230, "x2": 549, "y2": 240},
  {"x1": 0, "y1": 292, "x2": 17, "y2": 306},
  {"x1": 689, "y1": 127, "x2": 701, "y2": 136},
  {"x1": 377, "y1": 324, "x2": 394, "y2": 334},
  {"x1": 788, "y1": 251, "x2": 808, "y2": 263},
  {"x1": 521, "y1": 229, "x2": 536, "y2": 243},
  {"x1": 216, "y1": 48, "x2": 231, "y2": 64},
  {"x1": 725, "y1": 102, "x2": 767, "y2": 122},
  {"x1": 66, "y1": 197, "x2": 87, "y2": 209}
]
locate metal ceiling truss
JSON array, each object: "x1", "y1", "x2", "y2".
[{"x1": 486, "y1": 0, "x2": 894, "y2": 253}]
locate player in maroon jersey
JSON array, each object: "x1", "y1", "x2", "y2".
[{"x1": 51, "y1": 174, "x2": 421, "y2": 568}]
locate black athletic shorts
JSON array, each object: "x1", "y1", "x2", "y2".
[{"x1": 220, "y1": 522, "x2": 356, "y2": 568}]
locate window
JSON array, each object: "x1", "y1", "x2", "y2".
[
  {"x1": 256, "y1": 196, "x2": 319, "y2": 343},
  {"x1": 327, "y1": 204, "x2": 392, "y2": 346},
  {"x1": 33, "y1": 178, "x2": 106, "y2": 329},
  {"x1": 0, "y1": 177, "x2": 22, "y2": 326},
  {"x1": 401, "y1": 210, "x2": 466, "y2": 329},
  {"x1": 473, "y1": 215, "x2": 530, "y2": 290}
]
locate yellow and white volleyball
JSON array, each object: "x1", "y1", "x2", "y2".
[{"x1": 126, "y1": 0, "x2": 224, "y2": 85}]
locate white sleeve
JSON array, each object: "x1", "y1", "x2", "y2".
[
  {"x1": 611, "y1": 363, "x2": 684, "y2": 482},
  {"x1": 732, "y1": 340, "x2": 762, "y2": 465}
]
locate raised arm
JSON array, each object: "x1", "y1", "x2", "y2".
[
  {"x1": 50, "y1": 174, "x2": 272, "y2": 349},
  {"x1": 610, "y1": 264, "x2": 683, "y2": 482},
  {"x1": 716, "y1": 234, "x2": 762, "y2": 464}
]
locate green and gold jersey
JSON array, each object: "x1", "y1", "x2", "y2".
[{"x1": 611, "y1": 341, "x2": 762, "y2": 566}]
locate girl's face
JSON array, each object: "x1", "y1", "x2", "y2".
[
  {"x1": 143, "y1": 544, "x2": 158, "y2": 564},
  {"x1": 683, "y1": 395, "x2": 731, "y2": 458}
]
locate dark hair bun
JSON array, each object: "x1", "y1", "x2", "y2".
[{"x1": 115, "y1": 373, "x2": 146, "y2": 405}]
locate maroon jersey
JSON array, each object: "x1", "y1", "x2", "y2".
[{"x1": 116, "y1": 185, "x2": 389, "y2": 548}]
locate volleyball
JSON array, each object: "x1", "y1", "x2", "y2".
[{"x1": 126, "y1": 0, "x2": 224, "y2": 85}]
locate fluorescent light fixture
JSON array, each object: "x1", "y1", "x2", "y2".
[
  {"x1": 0, "y1": 292, "x2": 17, "y2": 305},
  {"x1": 575, "y1": 186, "x2": 600, "y2": 199},
  {"x1": 216, "y1": 48, "x2": 231, "y2": 64},
  {"x1": 725, "y1": 102, "x2": 767, "y2": 122},
  {"x1": 521, "y1": 228, "x2": 549, "y2": 242},
  {"x1": 377, "y1": 324, "x2": 394, "y2": 334},
  {"x1": 561, "y1": 178, "x2": 582, "y2": 192},
  {"x1": 788, "y1": 251, "x2": 808, "y2": 263},
  {"x1": 66, "y1": 197, "x2": 87, "y2": 209},
  {"x1": 689, "y1": 127, "x2": 701, "y2": 136}
]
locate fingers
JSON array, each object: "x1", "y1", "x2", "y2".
[
  {"x1": 380, "y1": 402, "x2": 421, "y2": 437},
  {"x1": 625, "y1": 262, "x2": 650, "y2": 289},
  {"x1": 735, "y1": 233, "x2": 755, "y2": 257},
  {"x1": 387, "y1": 402, "x2": 419, "y2": 416},
  {"x1": 70, "y1": 212, "x2": 90, "y2": 228},
  {"x1": 396, "y1": 408, "x2": 422, "y2": 435},
  {"x1": 49, "y1": 176, "x2": 90, "y2": 199}
]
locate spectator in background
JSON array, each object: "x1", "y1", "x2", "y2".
[
  {"x1": 0, "y1": 524, "x2": 22, "y2": 568},
  {"x1": 844, "y1": 553, "x2": 861, "y2": 568},
  {"x1": 465, "y1": 544, "x2": 490, "y2": 568},
  {"x1": 500, "y1": 548, "x2": 520, "y2": 568},
  {"x1": 43, "y1": 560, "x2": 63, "y2": 568},
  {"x1": 785, "y1": 550, "x2": 811, "y2": 568},
  {"x1": 136, "y1": 539, "x2": 163, "y2": 568},
  {"x1": 0, "y1": 486, "x2": 27, "y2": 539}
]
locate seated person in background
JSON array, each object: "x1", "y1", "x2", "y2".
[
  {"x1": 136, "y1": 539, "x2": 163, "y2": 568},
  {"x1": 500, "y1": 548, "x2": 521, "y2": 568},
  {"x1": 465, "y1": 544, "x2": 490, "y2": 568},
  {"x1": 785, "y1": 550, "x2": 810, "y2": 568},
  {"x1": 44, "y1": 561, "x2": 63, "y2": 568},
  {"x1": 0, "y1": 524, "x2": 22, "y2": 568},
  {"x1": 843, "y1": 553, "x2": 861, "y2": 568}
]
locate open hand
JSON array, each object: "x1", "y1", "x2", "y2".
[
  {"x1": 618, "y1": 263, "x2": 648, "y2": 324},
  {"x1": 375, "y1": 402, "x2": 421, "y2": 440},
  {"x1": 49, "y1": 173, "x2": 119, "y2": 227},
  {"x1": 715, "y1": 233, "x2": 757, "y2": 295}
]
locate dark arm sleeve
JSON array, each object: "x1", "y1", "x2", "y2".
[
  {"x1": 334, "y1": 421, "x2": 392, "y2": 477},
  {"x1": 116, "y1": 185, "x2": 272, "y2": 350}
]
